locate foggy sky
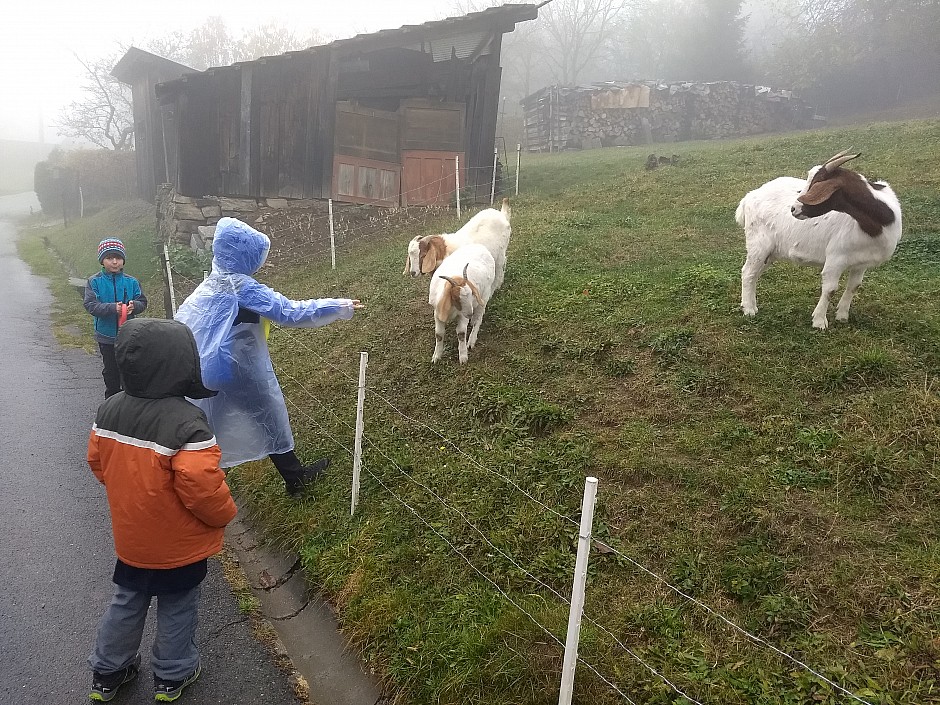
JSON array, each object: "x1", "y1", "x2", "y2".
[{"x1": 0, "y1": 0, "x2": 448, "y2": 143}]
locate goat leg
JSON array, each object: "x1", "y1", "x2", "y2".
[
  {"x1": 467, "y1": 304, "x2": 486, "y2": 349},
  {"x1": 812, "y1": 264, "x2": 844, "y2": 329},
  {"x1": 432, "y1": 318, "x2": 446, "y2": 362},
  {"x1": 835, "y1": 267, "x2": 865, "y2": 322},
  {"x1": 740, "y1": 251, "x2": 770, "y2": 316},
  {"x1": 457, "y1": 316, "x2": 470, "y2": 364}
]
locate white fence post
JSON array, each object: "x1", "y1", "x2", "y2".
[
  {"x1": 515, "y1": 143, "x2": 521, "y2": 196},
  {"x1": 163, "y1": 243, "x2": 177, "y2": 316},
  {"x1": 455, "y1": 155, "x2": 461, "y2": 218},
  {"x1": 351, "y1": 351, "x2": 369, "y2": 516},
  {"x1": 490, "y1": 146, "x2": 498, "y2": 205},
  {"x1": 558, "y1": 476, "x2": 598, "y2": 705},
  {"x1": 203, "y1": 270, "x2": 209, "y2": 281},
  {"x1": 328, "y1": 199, "x2": 336, "y2": 270}
]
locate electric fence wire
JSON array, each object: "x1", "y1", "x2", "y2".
[
  {"x1": 275, "y1": 361, "x2": 705, "y2": 705},
  {"x1": 163, "y1": 197, "x2": 871, "y2": 705},
  {"x1": 264, "y1": 166, "x2": 505, "y2": 263},
  {"x1": 281, "y1": 392, "x2": 641, "y2": 705},
  {"x1": 277, "y1": 328, "x2": 577, "y2": 526},
  {"x1": 273, "y1": 331, "x2": 875, "y2": 705}
]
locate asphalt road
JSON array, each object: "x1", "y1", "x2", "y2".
[{"x1": 0, "y1": 193, "x2": 300, "y2": 704}]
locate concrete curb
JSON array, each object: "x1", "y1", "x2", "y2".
[{"x1": 225, "y1": 512, "x2": 387, "y2": 705}]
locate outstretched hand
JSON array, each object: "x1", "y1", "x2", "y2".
[{"x1": 351, "y1": 299, "x2": 366, "y2": 310}]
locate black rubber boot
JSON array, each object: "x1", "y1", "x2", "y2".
[{"x1": 269, "y1": 450, "x2": 330, "y2": 496}]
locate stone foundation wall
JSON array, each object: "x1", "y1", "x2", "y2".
[{"x1": 155, "y1": 184, "x2": 329, "y2": 250}]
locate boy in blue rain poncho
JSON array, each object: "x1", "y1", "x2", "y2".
[{"x1": 175, "y1": 217, "x2": 363, "y2": 496}]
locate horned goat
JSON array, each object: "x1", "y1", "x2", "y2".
[
  {"x1": 736, "y1": 150, "x2": 902, "y2": 329},
  {"x1": 404, "y1": 198, "x2": 511, "y2": 289},
  {"x1": 428, "y1": 243, "x2": 496, "y2": 364}
]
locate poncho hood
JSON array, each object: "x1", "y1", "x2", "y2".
[
  {"x1": 212, "y1": 217, "x2": 270, "y2": 275},
  {"x1": 116, "y1": 318, "x2": 216, "y2": 399}
]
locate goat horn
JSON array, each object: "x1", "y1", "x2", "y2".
[
  {"x1": 824, "y1": 148, "x2": 853, "y2": 163},
  {"x1": 439, "y1": 275, "x2": 459, "y2": 287},
  {"x1": 462, "y1": 263, "x2": 469, "y2": 278},
  {"x1": 823, "y1": 149, "x2": 860, "y2": 173}
]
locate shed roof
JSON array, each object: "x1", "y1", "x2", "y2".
[
  {"x1": 327, "y1": 3, "x2": 545, "y2": 55},
  {"x1": 153, "y1": 3, "x2": 545, "y2": 91},
  {"x1": 111, "y1": 46, "x2": 195, "y2": 84}
]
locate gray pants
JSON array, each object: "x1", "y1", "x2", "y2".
[{"x1": 89, "y1": 584, "x2": 201, "y2": 681}]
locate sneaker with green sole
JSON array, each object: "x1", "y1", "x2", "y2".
[
  {"x1": 89, "y1": 653, "x2": 141, "y2": 701},
  {"x1": 154, "y1": 663, "x2": 201, "y2": 702}
]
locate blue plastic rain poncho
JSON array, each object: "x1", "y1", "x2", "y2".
[{"x1": 175, "y1": 217, "x2": 355, "y2": 468}]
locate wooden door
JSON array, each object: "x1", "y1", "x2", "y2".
[
  {"x1": 331, "y1": 102, "x2": 401, "y2": 206},
  {"x1": 401, "y1": 150, "x2": 465, "y2": 206},
  {"x1": 332, "y1": 157, "x2": 400, "y2": 207}
]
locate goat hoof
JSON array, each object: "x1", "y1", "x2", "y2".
[
  {"x1": 742, "y1": 308, "x2": 757, "y2": 317},
  {"x1": 812, "y1": 320, "x2": 829, "y2": 330}
]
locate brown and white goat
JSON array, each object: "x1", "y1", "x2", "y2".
[
  {"x1": 736, "y1": 150, "x2": 902, "y2": 329},
  {"x1": 404, "y1": 199, "x2": 511, "y2": 289},
  {"x1": 428, "y1": 244, "x2": 496, "y2": 364}
]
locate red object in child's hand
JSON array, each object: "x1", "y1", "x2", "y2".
[{"x1": 118, "y1": 303, "x2": 128, "y2": 327}]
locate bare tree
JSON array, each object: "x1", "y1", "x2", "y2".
[
  {"x1": 540, "y1": 0, "x2": 627, "y2": 84},
  {"x1": 56, "y1": 53, "x2": 134, "y2": 150},
  {"x1": 183, "y1": 17, "x2": 235, "y2": 70},
  {"x1": 234, "y1": 23, "x2": 327, "y2": 62},
  {"x1": 603, "y1": 0, "x2": 687, "y2": 79}
]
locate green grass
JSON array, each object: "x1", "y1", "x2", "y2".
[
  {"x1": 22, "y1": 119, "x2": 940, "y2": 704},
  {"x1": 234, "y1": 119, "x2": 940, "y2": 705}
]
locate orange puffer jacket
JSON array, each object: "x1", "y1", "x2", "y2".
[{"x1": 88, "y1": 318, "x2": 237, "y2": 569}]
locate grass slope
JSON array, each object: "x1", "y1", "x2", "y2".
[{"x1": 235, "y1": 119, "x2": 940, "y2": 705}]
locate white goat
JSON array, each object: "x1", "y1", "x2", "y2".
[
  {"x1": 736, "y1": 150, "x2": 902, "y2": 329},
  {"x1": 428, "y1": 244, "x2": 496, "y2": 364},
  {"x1": 404, "y1": 198, "x2": 511, "y2": 289}
]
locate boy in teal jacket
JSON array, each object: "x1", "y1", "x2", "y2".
[{"x1": 83, "y1": 238, "x2": 148, "y2": 397}]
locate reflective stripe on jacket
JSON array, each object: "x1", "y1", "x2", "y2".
[{"x1": 88, "y1": 318, "x2": 235, "y2": 569}]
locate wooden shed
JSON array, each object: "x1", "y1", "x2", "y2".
[
  {"x1": 111, "y1": 48, "x2": 196, "y2": 203},
  {"x1": 117, "y1": 4, "x2": 542, "y2": 207}
]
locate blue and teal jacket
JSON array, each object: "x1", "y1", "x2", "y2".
[{"x1": 83, "y1": 269, "x2": 148, "y2": 343}]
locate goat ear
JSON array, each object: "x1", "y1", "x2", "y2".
[
  {"x1": 421, "y1": 250, "x2": 438, "y2": 274},
  {"x1": 403, "y1": 255, "x2": 411, "y2": 275},
  {"x1": 799, "y1": 180, "x2": 840, "y2": 206},
  {"x1": 467, "y1": 281, "x2": 484, "y2": 306},
  {"x1": 421, "y1": 239, "x2": 443, "y2": 274}
]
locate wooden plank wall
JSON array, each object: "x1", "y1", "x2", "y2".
[
  {"x1": 130, "y1": 80, "x2": 155, "y2": 202},
  {"x1": 336, "y1": 48, "x2": 433, "y2": 100},
  {"x1": 306, "y1": 51, "x2": 334, "y2": 199},
  {"x1": 464, "y1": 48, "x2": 502, "y2": 198},
  {"x1": 177, "y1": 75, "x2": 221, "y2": 196},
  {"x1": 255, "y1": 55, "x2": 321, "y2": 199},
  {"x1": 159, "y1": 100, "x2": 179, "y2": 193},
  {"x1": 217, "y1": 70, "x2": 243, "y2": 196}
]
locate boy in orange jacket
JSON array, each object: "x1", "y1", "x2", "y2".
[{"x1": 87, "y1": 318, "x2": 236, "y2": 702}]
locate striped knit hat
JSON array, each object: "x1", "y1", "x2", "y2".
[{"x1": 98, "y1": 238, "x2": 126, "y2": 263}]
